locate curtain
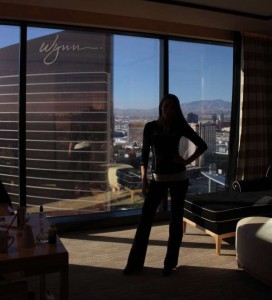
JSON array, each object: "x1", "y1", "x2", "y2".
[
  {"x1": 226, "y1": 33, "x2": 241, "y2": 189},
  {"x1": 236, "y1": 33, "x2": 272, "y2": 180}
]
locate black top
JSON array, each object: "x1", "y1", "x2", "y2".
[
  {"x1": 0, "y1": 180, "x2": 12, "y2": 207},
  {"x1": 140, "y1": 120, "x2": 207, "y2": 174}
]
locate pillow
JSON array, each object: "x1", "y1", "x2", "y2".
[
  {"x1": 232, "y1": 177, "x2": 272, "y2": 192},
  {"x1": 266, "y1": 165, "x2": 272, "y2": 178}
]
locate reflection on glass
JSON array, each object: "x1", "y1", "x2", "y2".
[
  {"x1": 23, "y1": 29, "x2": 159, "y2": 216},
  {"x1": 25, "y1": 28, "x2": 112, "y2": 216}
]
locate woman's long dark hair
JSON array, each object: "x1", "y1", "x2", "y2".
[{"x1": 158, "y1": 94, "x2": 188, "y2": 127}]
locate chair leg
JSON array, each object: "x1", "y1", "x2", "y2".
[{"x1": 215, "y1": 235, "x2": 221, "y2": 255}]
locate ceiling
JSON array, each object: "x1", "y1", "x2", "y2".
[
  {"x1": 148, "y1": 0, "x2": 272, "y2": 20},
  {"x1": 0, "y1": 0, "x2": 271, "y2": 37}
]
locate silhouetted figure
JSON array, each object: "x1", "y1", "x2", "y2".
[
  {"x1": 0, "y1": 180, "x2": 12, "y2": 207},
  {"x1": 123, "y1": 94, "x2": 207, "y2": 276},
  {"x1": 0, "y1": 180, "x2": 13, "y2": 215}
]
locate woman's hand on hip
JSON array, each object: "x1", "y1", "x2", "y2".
[
  {"x1": 142, "y1": 178, "x2": 149, "y2": 197},
  {"x1": 173, "y1": 155, "x2": 187, "y2": 165}
]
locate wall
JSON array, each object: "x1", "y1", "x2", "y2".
[{"x1": 0, "y1": 0, "x2": 271, "y2": 41}]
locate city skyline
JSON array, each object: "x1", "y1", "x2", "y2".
[{"x1": 114, "y1": 98, "x2": 232, "y2": 121}]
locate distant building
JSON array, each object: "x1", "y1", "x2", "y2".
[
  {"x1": 216, "y1": 141, "x2": 229, "y2": 154},
  {"x1": 211, "y1": 114, "x2": 217, "y2": 123},
  {"x1": 211, "y1": 112, "x2": 225, "y2": 125},
  {"x1": 128, "y1": 122, "x2": 145, "y2": 144},
  {"x1": 0, "y1": 30, "x2": 113, "y2": 201},
  {"x1": 187, "y1": 112, "x2": 198, "y2": 123},
  {"x1": 217, "y1": 121, "x2": 230, "y2": 131},
  {"x1": 221, "y1": 126, "x2": 230, "y2": 132},
  {"x1": 218, "y1": 112, "x2": 224, "y2": 122}
]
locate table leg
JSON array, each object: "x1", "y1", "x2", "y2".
[
  {"x1": 40, "y1": 274, "x2": 46, "y2": 300},
  {"x1": 60, "y1": 267, "x2": 69, "y2": 300}
]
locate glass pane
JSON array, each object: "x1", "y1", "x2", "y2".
[
  {"x1": 25, "y1": 28, "x2": 159, "y2": 216},
  {"x1": 169, "y1": 41, "x2": 233, "y2": 193},
  {"x1": 0, "y1": 25, "x2": 20, "y2": 208},
  {"x1": 112, "y1": 35, "x2": 159, "y2": 210}
]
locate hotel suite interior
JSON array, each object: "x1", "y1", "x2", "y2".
[{"x1": 0, "y1": 1, "x2": 272, "y2": 299}]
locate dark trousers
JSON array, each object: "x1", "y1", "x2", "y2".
[{"x1": 126, "y1": 179, "x2": 189, "y2": 269}]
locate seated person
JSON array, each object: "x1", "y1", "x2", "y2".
[{"x1": 0, "y1": 180, "x2": 13, "y2": 216}]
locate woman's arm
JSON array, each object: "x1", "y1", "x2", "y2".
[
  {"x1": 141, "y1": 165, "x2": 149, "y2": 196},
  {"x1": 140, "y1": 122, "x2": 152, "y2": 195},
  {"x1": 140, "y1": 164, "x2": 148, "y2": 180},
  {"x1": 184, "y1": 148, "x2": 204, "y2": 165}
]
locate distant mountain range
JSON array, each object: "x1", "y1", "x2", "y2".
[
  {"x1": 181, "y1": 99, "x2": 231, "y2": 115},
  {"x1": 114, "y1": 99, "x2": 231, "y2": 117}
]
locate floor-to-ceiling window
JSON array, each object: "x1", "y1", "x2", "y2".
[
  {"x1": 0, "y1": 23, "x2": 234, "y2": 219},
  {"x1": 169, "y1": 40, "x2": 233, "y2": 193},
  {"x1": 24, "y1": 27, "x2": 113, "y2": 216}
]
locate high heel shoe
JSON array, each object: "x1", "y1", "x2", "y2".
[
  {"x1": 123, "y1": 265, "x2": 143, "y2": 275},
  {"x1": 162, "y1": 266, "x2": 176, "y2": 276}
]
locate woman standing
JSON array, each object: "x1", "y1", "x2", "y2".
[{"x1": 123, "y1": 94, "x2": 207, "y2": 276}]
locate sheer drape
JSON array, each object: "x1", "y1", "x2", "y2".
[{"x1": 236, "y1": 33, "x2": 272, "y2": 180}]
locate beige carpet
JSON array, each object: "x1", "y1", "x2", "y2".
[{"x1": 27, "y1": 222, "x2": 272, "y2": 300}]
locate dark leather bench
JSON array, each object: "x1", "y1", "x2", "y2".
[
  {"x1": 183, "y1": 189, "x2": 272, "y2": 255},
  {"x1": 183, "y1": 166, "x2": 272, "y2": 255}
]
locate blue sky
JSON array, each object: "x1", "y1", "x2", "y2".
[
  {"x1": 113, "y1": 35, "x2": 233, "y2": 109},
  {"x1": 169, "y1": 41, "x2": 233, "y2": 103},
  {"x1": 113, "y1": 35, "x2": 160, "y2": 110},
  {"x1": 0, "y1": 26, "x2": 233, "y2": 109}
]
